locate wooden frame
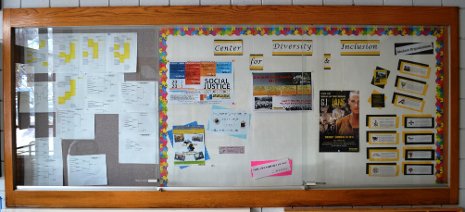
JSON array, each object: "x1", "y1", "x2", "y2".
[
  {"x1": 2, "y1": 6, "x2": 459, "y2": 208},
  {"x1": 286, "y1": 208, "x2": 464, "y2": 212}
]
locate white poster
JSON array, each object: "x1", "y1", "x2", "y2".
[
  {"x1": 119, "y1": 112, "x2": 158, "y2": 164},
  {"x1": 67, "y1": 154, "x2": 108, "y2": 186}
]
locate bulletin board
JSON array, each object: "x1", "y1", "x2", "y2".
[
  {"x1": 2, "y1": 6, "x2": 460, "y2": 208},
  {"x1": 15, "y1": 28, "x2": 161, "y2": 187},
  {"x1": 161, "y1": 26, "x2": 445, "y2": 188}
]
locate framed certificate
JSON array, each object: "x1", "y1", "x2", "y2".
[
  {"x1": 367, "y1": 147, "x2": 399, "y2": 162},
  {"x1": 403, "y1": 132, "x2": 435, "y2": 145},
  {"x1": 404, "y1": 148, "x2": 435, "y2": 161},
  {"x1": 403, "y1": 163, "x2": 434, "y2": 175},
  {"x1": 392, "y1": 92, "x2": 425, "y2": 112},
  {"x1": 397, "y1": 59, "x2": 431, "y2": 79},
  {"x1": 366, "y1": 163, "x2": 399, "y2": 177},
  {"x1": 366, "y1": 115, "x2": 398, "y2": 129},
  {"x1": 403, "y1": 115, "x2": 434, "y2": 129},
  {"x1": 395, "y1": 76, "x2": 428, "y2": 96},
  {"x1": 366, "y1": 131, "x2": 399, "y2": 145}
]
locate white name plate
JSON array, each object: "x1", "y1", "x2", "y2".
[
  {"x1": 340, "y1": 40, "x2": 380, "y2": 56},
  {"x1": 395, "y1": 42, "x2": 434, "y2": 55},
  {"x1": 214, "y1": 40, "x2": 243, "y2": 56},
  {"x1": 272, "y1": 40, "x2": 312, "y2": 56},
  {"x1": 249, "y1": 54, "x2": 264, "y2": 70}
]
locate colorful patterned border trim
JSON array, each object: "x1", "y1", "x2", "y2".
[
  {"x1": 434, "y1": 28, "x2": 445, "y2": 183},
  {"x1": 159, "y1": 33, "x2": 169, "y2": 186},
  {"x1": 159, "y1": 26, "x2": 445, "y2": 186}
]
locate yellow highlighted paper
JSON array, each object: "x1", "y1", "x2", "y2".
[
  {"x1": 58, "y1": 79, "x2": 76, "y2": 105},
  {"x1": 87, "y1": 39, "x2": 99, "y2": 59},
  {"x1": 58, "y1": 42, "x2": 76, "y2": 63},
  {"x1": 113, "y1": 42, "x2": 131, "y2": 63}
]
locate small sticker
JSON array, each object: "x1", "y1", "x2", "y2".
[{"x1": 219, "y1": 146, "x2": 245, "y2": 154}]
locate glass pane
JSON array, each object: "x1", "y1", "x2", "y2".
[
  {"x1": 13, "y1": 25, "x2": 448, "y2": 190},
  {"x1": 301, "y1": 25, "x2": 446, "y2": 188},
  {"x1": 163, "y1": 28, "x2": 308, "y2": 187},
  {"x1": 15, "y1": 26, "x2": 160, "y2": 187}
]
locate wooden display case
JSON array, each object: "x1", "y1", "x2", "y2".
[{"x1": 2, "y1": 5, "x2": 460, "y2": 208}]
